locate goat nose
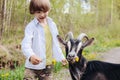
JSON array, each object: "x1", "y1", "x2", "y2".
[{"x1": 68, "y1": 54, "x2": 75, "y2": 58}]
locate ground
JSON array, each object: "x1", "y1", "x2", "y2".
[
  {"x1": 53, "y1": 47, "x2": 120, "y2": 80},
  {"x1": 101, "y1": 47, "x2": 120, "y2": 63}
]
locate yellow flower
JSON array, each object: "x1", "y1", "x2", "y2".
[
  {"x1": 52, "y1": 59, "x2": 56, "y2": 65},
  {"x1": 75, "y1": 56, "x2": 79, "y2": 62},
  {"x1": 1, "y1": 73, "x2": 9, "y2": 77}
]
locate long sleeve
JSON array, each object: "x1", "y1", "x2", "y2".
[
  {"x1": 51, "y1": 22, "x2": 65, "y2": 61},
  {"x1": 53, "y1": 36, "x2": 65, "y2": 61},
  {"x1": 21, "y1": 25, "x2": 35, "y2": 60},
  {"x1": 21, "y1": 18, "x2": 46, "y2": 69}
]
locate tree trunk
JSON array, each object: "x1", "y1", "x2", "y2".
[
  {"x1": 24, "y1": 0, "x2": 28, "y2": 26},
  {"x1": 94, "y1": 0, "x2": 99, "y2": 25},
  {"x1": 0, "y1": 0, "x2": 7, "y2": 40},
  {"x1": 110, "y1": 0, "x2": 113, "y2": 24},
  {"x1": 0, "y1": 0, "x2": 2, "y2": 31},
  {"x1": 8, "y1": 0, "x2": 13, "y2": 30}
]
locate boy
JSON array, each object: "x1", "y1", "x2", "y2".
[{"x1": 21, "y1": 0, "x2": 67, "y2": 80}]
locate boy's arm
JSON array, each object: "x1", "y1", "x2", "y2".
[
  {"x1": 21, "y1": 26, "x2": 35, "y2": 60},
  {"x1": 52, "y1": 22, "x2": 66, "y2": 62}
]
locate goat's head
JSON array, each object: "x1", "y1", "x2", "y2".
[{"x1": 57, "y1": 32, "x2": 94, "y2": 63}]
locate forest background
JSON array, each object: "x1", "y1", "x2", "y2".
[{"x1": 0, "y1": 0, "x2": 120, "y2": 79}]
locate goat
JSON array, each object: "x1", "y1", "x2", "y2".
[{"x1": 57, "y1": 32, "x2": 120, "y2": 80}]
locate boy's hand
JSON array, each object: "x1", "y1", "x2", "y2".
[
  {"x1": 61, "y1": 59, "x2": 68, "y2": 66},
  {"x1": 29, "y1": 55, "x2": 42, "y2": 65}
]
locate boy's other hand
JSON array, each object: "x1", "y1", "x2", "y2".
[
  {"x1": 61, "y1": 59, "x2": 68, "y2": 66},
  {"x1": 29, "y1": 55, "x2": 42, "y2": 65}
]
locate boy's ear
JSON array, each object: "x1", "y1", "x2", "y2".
[
  {"x1": 57, "y1": 35, "x2": 66, "y2": 45},
  {"x1": 82, "y1": 38, "x2": 94, "y2": 48}
]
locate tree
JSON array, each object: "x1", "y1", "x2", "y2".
[{"x1": 0, "y1": 0, "x2": 7, "y2": 40}]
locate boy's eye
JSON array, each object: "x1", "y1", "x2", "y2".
[{"x1": 36, "y1": 10, "x2": 46, "y2": 13}]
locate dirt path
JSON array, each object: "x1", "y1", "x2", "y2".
[
  {"x1": 53, "y1": 47, "x2": 120, "y2": 80},
  {"x1": 53, "y1": 68, "x2": 72, "y2": 80},
  {"x1": 100, "y1": 47, "x2": 120, "y2": 63}
]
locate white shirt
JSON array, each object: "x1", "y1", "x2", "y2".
[{"x1": 21, "y1": 17, "x2": 65, "y2": 70}]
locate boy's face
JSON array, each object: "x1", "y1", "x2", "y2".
[{"x1": 34, "y1": 11, "x2": 49, "y2": 22}]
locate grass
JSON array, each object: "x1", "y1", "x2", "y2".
[
  {"x1": 0, "y1": 63, "x2": 68, "y2": 80},
  {"x1": 0, "y1": 65, "x2": 24, "y2": 80}
]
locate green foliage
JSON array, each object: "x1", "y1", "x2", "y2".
[
  {"x1": 53, "y1": 62, "x2": 62, "y2": 73},
  {"x1": 115, "y1": 0, "x2": 120, "y2": 18},
  {"x1": 0, "y1": 65, "x2": 24, "y2": 80}
]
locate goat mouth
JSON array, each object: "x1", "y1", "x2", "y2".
[{"x1": 67, "y1": 58, "x2": 75, "y2": 63}]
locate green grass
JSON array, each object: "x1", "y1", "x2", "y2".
[
  {"x1": 0, "y1": 63, "x2": 68, "y2": 80},
  {"x1": 0, "y1": 65, "x2": 24, "y2": 80}
]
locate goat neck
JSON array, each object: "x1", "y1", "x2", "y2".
[{"x1": 68, "y1": 49, "x2": 87, "y2": 80}]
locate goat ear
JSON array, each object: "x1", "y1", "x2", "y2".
[
  {"x1": 57, "y1": 35, "x2": 66, "y2": 45},
  {"x1": 82, "y1": 38, "x2": 94, "y2": 48}
]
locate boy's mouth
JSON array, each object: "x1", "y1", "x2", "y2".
[
  {"x1": 40, "y1": 17, "x2": 45, "y2": 19},
  {"x1": 39, "y1": 16, "x2": 46, "y2": 19}
]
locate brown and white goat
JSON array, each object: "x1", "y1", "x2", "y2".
[{"x1": 57, "y1": 32, "x2": 120, "y2": 80}]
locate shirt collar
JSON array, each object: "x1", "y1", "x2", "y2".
[
  {"x1": 33, "y1": 17, "x2": 52, "y2": 28},
  {"x1": 34, "y1": 17, "x2": 39, "y2": 25}
]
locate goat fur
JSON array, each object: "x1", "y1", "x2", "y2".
[{"x1": 57, "y1": 34, "x2": 120, "y2": 80}]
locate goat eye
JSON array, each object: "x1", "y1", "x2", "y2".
[
  {"x1": 67, "y1": 41, "x2": 71, "y2": 52},
  {"x1": 76, "y1": 42, "x2": 82, "y2": 53}
]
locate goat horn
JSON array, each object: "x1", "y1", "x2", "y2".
[
  {"x1": 65, "y1": 31, "x2": 74, "y2": 41},
  {"x1": 77, "y1": 33, "x2": 88, "y2": 41}
]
